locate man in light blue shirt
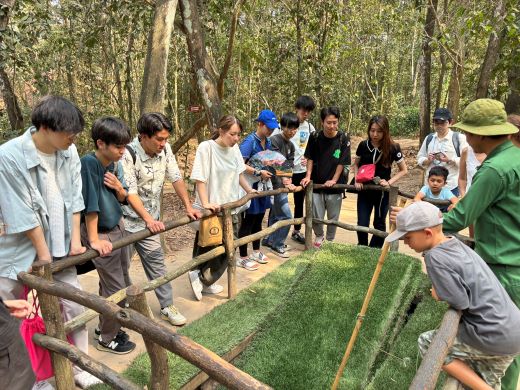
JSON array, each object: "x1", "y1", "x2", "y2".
[{"x1": 0, "y1": 96, "x2": 102, "y2": 388}]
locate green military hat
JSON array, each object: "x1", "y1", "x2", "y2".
[{"x1": 453, "y1": 98, "x2": 519, "y2": 136}]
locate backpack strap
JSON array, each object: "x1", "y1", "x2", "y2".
[
  {"x1": 425, "y1": 133, "x2": 434, "y2": 151},
  {"x1": 126, "y1": 144, "x2": 137, "y2": 165},
  {"x1": 452, "y1": 132, "x2": 461, "y2": 157}
]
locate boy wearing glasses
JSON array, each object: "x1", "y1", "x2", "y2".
[{"x1": 417, "y1": 108, "x2": 467, "y2": 196}]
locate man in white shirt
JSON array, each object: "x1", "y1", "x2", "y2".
[{"x1": 417, "y1": 108, "x2": 467, "y2": 196}]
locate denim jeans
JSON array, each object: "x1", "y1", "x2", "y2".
[
  {"x1": 266, "y1": 193, "x2": 292, "y2": 249},
  {"x1": 357, "y1": 190, "x2": 389, "y2": 248}
]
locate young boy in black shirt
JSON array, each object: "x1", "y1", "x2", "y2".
[
  {"x1": 80, "y1": 117, "x2": 136, "y2": 354},
  {"x1": 301, "y1": 106, "x2": 350, "y2": 248}
]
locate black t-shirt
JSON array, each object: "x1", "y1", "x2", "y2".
[
  {"x1": 355, "y1": 140, "x2": 404, "y2": 180},
  {"x1": 0, "y1": 299, "x2": 18, "y2": 350},
  {"x1": 304, "y1": 131, "x2": 351, "y2": 193}
]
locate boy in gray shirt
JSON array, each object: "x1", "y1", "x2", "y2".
[{"x1": 387, "y1": 202, "x2": 520, "y2": 389}]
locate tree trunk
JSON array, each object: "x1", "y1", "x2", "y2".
[
  {"x1": 179, "y1": 0, "x2": 221, "y2": 131},
  {"x1": 0, "y1": 0, "x2": 23, "y2": 130},
  {"x1": 435, "y1": 48, "x2": 447, "y2": 109},
  {"x1": 447, "y1": 43, "x2": 464, "y2": 121},
  {"x1": 475, "y1": 0, "x2": 506, "y2": 99},
  {"x1": 505, "y1": 61, "x2": 520, "y2": 114},
  {"x1": 295, "y1": 0, "x2": 303, "y2": 96},
  {"x1": 139, "y1": 0, "x2": 178, "y2": 114},
  {"x1": 418, "y1": 0, "x2": 438, "y2": 144},
  {"x1": 125, "y1": 22, "x2": 136, "y2": 129}
]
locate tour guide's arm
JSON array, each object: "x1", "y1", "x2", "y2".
[{"x1": 442, "y1": 165, "x2": 503, "y2": 232}]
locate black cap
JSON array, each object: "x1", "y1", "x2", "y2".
[{"x1": 433, "y1": 108, "x2": 452, "y2": 121}]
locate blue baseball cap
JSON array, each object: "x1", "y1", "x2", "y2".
[{"x1": 255, "y1": 109, "x2": 280, "y2": 130}]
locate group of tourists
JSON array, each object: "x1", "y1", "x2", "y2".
[{"x1": 1, "y1": 92, "x2": 520, "y2": 390}]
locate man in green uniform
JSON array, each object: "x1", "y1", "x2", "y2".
[{"x1": 427, "y1": 99, "x2": 520, "y2": 389}]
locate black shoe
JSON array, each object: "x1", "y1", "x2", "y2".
[
  {"x1": 96, "y1": 337, "x2": 136, "y2": 355},
  {"x1": 291, "y1": 231, "x2": 305, "y2": 244},
  {"x1": 94, "y1": 327, "x2": 130, "y2": 343}
]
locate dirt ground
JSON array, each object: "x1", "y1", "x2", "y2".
[{"x1": 73, "y1": 137, "x2": 429, "y2": 381}]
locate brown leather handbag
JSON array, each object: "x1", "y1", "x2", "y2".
[{"x1": 198, "y1": 215, "x2": 223, "y2": 247}]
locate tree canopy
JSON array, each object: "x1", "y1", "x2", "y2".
[{"x1": 0, "y1": 0, "x2": 518, "y2": 151}]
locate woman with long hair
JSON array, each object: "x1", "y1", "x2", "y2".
[
  {"x1": 188, "y1": 115, "x2": 256, "y2": 301},
  {"x1": 352, "y1": 115, "x2": 408, "y2": 248}
]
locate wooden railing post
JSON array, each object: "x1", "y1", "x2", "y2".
[
  {"x1": 34, "y1": 264, "x2": 75, "y2": 390},
  {"x1": 304, "y1": 182, "x2": 314, "y2": 250},
  {"x1": 388, "y1": 185, "x2": 399, "y2": 252},
  {"x1": 126, "y1": 285, "x2": 169, "y2": 390},
  {"x1": 223, "y1": 209, "x2": 236, "y2": 298}
]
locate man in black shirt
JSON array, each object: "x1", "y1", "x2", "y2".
[
  {"x1": 0, "y1": 298, "x2": 35, "y2": 390},
  {"x1": 301, "y1": 106, "x2": 351, "y2": 248}
]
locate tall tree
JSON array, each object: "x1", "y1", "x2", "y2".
[
  {"x1": 139, "y1": 0, "x2": 178, "y2": 114},
  {"x1": 475, "y1": 0, "x2": 506, "y2": 99},
  {"x1": 0, "y1": 0, "x2": 23, "y2": 130},
  {"x1": 418, "y1": 0, "x2": 439, "y2": 143}
]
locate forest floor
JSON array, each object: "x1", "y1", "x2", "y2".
[{"x1": 72, "y1": 137, "x2": 430, "y2": 386}]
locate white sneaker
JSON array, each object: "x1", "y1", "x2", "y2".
[
  {"x1": 32, "y1": 381, "x2": 55, "y2": 390},
  {"x1": 160, "y1": 305, "x2": 187, "y2": 326},
  {"x1": 202, "y1": 283, "x2": 224, "y2": 295},
  {"x1": 250, "y1": 251, "x2": 269, "y2": 264},
  {"x1": 188, "y1": 270, "x2": 203, "y2": 301},
  {"x1": 74, "y1": 371, "x2": 102, "y2": 389}
]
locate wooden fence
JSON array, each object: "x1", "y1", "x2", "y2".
[{"x1": 18, "y1": 182, "x2": 465, "y2": 390}]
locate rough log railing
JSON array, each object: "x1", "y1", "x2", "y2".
[
  {"x1": 19, "y1": 272, "x2": 272, "y2": 390},
  {"x1": 20, "y1": 182, "x2": 470, "y2": 389},
  {"x1": 409, "y1": 309, "x2": 462, "y2": 390}
]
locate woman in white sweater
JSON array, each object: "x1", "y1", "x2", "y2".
[{"x1": 188, "y1": 115, "x2": 256, "y2": 301}]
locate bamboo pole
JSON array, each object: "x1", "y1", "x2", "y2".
[
  {"x1": 19, "y1": 272, "x2": 272, "y2": 390},
  {"x1": 304, "y1": 182, "x2": 314, "y2": 250},
  {"x1": 127, "y1": 285, "x2": 169, "y2": 390},
  {"x1": 223, "y1": 209, "x2": 237, "y2": 299},
  {"x1": 33, "y1": 265, "x2": 75, "y2": 390},
  {"x1": 32, "y1": 333, "x2": 141, "y2": 390},
  {"x1": 330, "y1": 197, "x2": 407, "y2": 390}
]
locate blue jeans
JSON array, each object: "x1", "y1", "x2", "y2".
[{"x1": 266, "y1": 193, "x2": 292, "y2": 249}]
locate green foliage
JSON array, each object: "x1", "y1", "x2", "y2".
[{"x1": 390, "y1": 106, "x2": 420, "y2": 137}]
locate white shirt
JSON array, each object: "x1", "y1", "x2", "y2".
[
  {"x1": 417, "y1": 129, "x2": 467, "y2": 190},
  {"x1": 271, "y1": 120, "x2": 315, "y2": 174},
  {"x1": 190, "y1": 140, "x2": 246, "y2": 213},
  {"x1": 37, "y1": 150, "x2": 67, "y2": 257}
]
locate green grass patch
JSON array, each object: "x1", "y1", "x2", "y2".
[
  {"x1": 92, "y1": 243, "x2": 447, "y2": 390},
  {"x1": 231, "y1": 243, "x2": 424, "y2": 389},
  {"x1": 367, "y1": 290, "x2": 448, "y2": 389},
  {"x1": 90, "y1": 250, "x2": 313, "y2": 389}
]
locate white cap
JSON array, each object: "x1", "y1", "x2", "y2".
[{"x1": 385, "y1": 201, "x2": 443, "y2": 242}]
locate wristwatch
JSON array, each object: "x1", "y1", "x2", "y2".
[{"x1": 254, "y1": 169, "x2": 261, "y2": 177}]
